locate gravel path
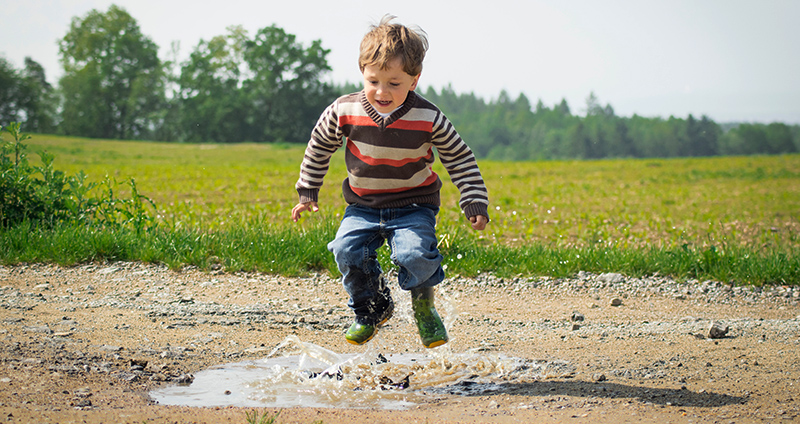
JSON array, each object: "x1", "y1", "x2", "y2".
[{"x1": 1, "y1": 263, "x2": 798, "y2": 423}]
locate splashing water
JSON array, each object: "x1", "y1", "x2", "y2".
[{"x1": 150, "y1": 335, "x2": 574, "y2": 410}]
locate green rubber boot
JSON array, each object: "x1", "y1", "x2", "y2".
[
  {"x1": 345, "y1": 302, "x2": 394, "y2": 345},
  {"x1": 411, "y1": 287, "x2": 448, "y2": 348}
]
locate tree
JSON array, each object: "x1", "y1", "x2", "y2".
[
  {"x1": 764, "y1": 123, "x2": 796, "y2": 154},
  {"x1": 0, "y1": 57, "x2": 57, "y2": 132},
  {"x1": 243, "y1": 25, "x2": 336, "y2": 143},
  {"x1": 175, "y1": 27, "x2": 249, "y2": 143},
  {"x1": 20, "y1": 58, "x2": 58, "y2": 133},
  {"x1": 175, "y1": 24, "x2": 336, "y2": 143},
  {"x1": 0, "y1": 57, "x2": 23, "y2": 125},
  {"x1": 58, "y1": 4, "x2": 164, "y2": 139}
]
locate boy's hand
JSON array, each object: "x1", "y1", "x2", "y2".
[
  {"x1": 469, "y1": 215, "x2": 488, "y2": 231},
  {"x1": 291, "y1": 201, "x2": 319, "y2": 222}
]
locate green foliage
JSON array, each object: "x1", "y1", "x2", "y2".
[
  {"x1": 719, "y1": 122, "x2": 797, "y2": 155},
  {"x1": 244, "y1": 409, "x2": 280, "y2": 424},
  {"x1": 175, "y1": 24, "x2": 337, "y2": 143},
  {"x1": 0, "y1": 57, "x2": 57, "y2": 133},
  {"x1": 420, "y1": 87, "x2": 793, "y2": 161},
  {"x1": 0, "y1": 123, "x2": 156, "y2": 231},
  {"x1": 58, "y1": 4, "x2": 165, "y2": 139}
]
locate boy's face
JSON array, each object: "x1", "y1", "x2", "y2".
[{"x1": 362, "y1": 57, "x2": 420, "y2": 114}]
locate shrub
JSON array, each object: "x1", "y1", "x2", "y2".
[{"x1": 0, "y1": 122, "x2": 157, "y2": 231}]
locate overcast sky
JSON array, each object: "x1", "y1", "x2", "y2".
[{"x1": 2, "y1": 0, "x2": 799, "y2": 124}]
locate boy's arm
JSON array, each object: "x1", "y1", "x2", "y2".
[
  {"x1": 431, "y1": 112, "x2": 491, "y2": 225},
  {"x1": 292, "y1": 101, "x2": 343, "y2": 221}
]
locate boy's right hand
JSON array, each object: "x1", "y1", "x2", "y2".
[{"x1": 291, "y1": 201, "x2": 319, "y2": 222}]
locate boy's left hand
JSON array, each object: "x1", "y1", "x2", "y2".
[{"x1": 469, "y1": 215, "x2": 489, "y2": 231}]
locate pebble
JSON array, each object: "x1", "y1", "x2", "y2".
[{"x1": 708, "y1": 321, "x2": 729, "y2": 339}]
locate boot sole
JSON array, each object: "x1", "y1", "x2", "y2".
[{"x1": 423, "y1": 338, "x2": 448, "y2": 348}]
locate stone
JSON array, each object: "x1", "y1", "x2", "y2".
[
  {"x1": 610, "y1": 298, "x2": 623, "y2": 307},
  {"x1": 708, "y1": 321, "x2": 729, "y2": 339},
  {"x1": 598, "y1": 273, "x2": 624, "y2": 284}
]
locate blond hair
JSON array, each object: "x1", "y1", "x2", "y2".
[{"x1": 358, "y1": 14, "x2": 429, "y2": 76}]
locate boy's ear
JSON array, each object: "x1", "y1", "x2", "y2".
[{"x1": 410, "y1": 73, "x2": 420, "y2": 91}]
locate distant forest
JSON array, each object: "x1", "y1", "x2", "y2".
[{"x1": 2, "y1": 4, "x2": 798, "y2": 160}]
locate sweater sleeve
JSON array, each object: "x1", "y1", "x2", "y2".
[
  {"x1": 430, "y1": 111, "x2": 490, "y2": 220},
  {"x1": 295, "y1": 101, "x2": 344, "y2": 203}
]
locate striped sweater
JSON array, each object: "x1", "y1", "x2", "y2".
[{"x1": 295, "y1": 90, "x2": 489, "y2": 219}]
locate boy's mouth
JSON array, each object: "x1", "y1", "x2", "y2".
[{"x1": 375, "y1": 100, "x2": 392, "y2": 108}]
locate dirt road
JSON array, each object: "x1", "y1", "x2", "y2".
[{"x1": 1, "y1": 263, "x2": 798, "y2": 423}]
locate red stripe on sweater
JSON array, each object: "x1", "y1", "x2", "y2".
[
  {"x1": 388, "y1": 119, "x2": 434, "y2": 132},
  {"x1": 339, "y1": 115, "x2": 377, "y2": 127},
  {"x1": 349, "y1": 172, "x2": 439, "y2": 196},
  {"x1": 347, "y1": 142, "x2": 433, "y2": 167}
]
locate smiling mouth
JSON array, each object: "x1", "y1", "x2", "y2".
[{"x1": 376, "y1": 100, "x2": 392, "y2": 107}]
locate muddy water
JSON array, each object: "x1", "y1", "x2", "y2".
[{"x1": 151, "y1": 335, "x2": 575, "y2": 410}]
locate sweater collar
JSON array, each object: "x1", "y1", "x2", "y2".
[{"x1": 360, "y1": 90, "x2": 418, "y2": 129}]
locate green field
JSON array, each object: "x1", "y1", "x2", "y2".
[
  {"x1": 24, "y1": 134, "x2": 799, "y2": 247},
  {"x1": 9, "y1": 134, "x2": 800, "y2": 284}
]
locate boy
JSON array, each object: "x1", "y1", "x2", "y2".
[{"x1": 292, "y1": 15, "x2": 489, "y2": 348}]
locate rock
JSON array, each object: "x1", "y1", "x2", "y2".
[
  {"x1": 99, "y1": 345, "x2": 122, "y2": 352},
  {"x1": 572, "y1": 323, "x2": 581, "y2": 331},
  {"x1": 98, "y1": 266, "x2": 120, "y2": 275},
  {"x1": 598, "y1": 273, "x2": 624, "y2": 284},
  {"x1": 23, "y1": 325, "x2": 53, "y2": 334},
  {"x1": 131, "y1": 359, "x2": 148, "y2": 368},
  {"x1": 173, "y1": 374, "x2": 194, "y2": 384},
  {"x1": 708, "y1": 321, "x2": 729, "y2": 339},
  {"x1": 592, "y1": 373, "x2": 607, "y2": 382},
  {"x1": 74, "y1": 387, "x2": 92, "y2": 398},
  {"x1": 610, "y1": 298, "x2": 623, "y2": 307},
  {"x1": 570, "y1": 311, "x2": 585, "y2": 322}
]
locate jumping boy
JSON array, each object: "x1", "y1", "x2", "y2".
[{"x1": 291, "y1": 15, "x2": 489, "y2": 348}]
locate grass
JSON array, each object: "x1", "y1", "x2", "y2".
[{"x1": 4, "y1": 134, "x2": 799, "y2": 285}]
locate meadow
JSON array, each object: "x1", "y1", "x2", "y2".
[{"x1": 6, "y1": 134, "x2": 800, "y2": 285}]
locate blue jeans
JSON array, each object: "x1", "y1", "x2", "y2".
[{"x1": 328, "y1": 203, "x2": 445, "y2": 320}]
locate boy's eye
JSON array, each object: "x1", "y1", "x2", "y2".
[{"x1": 389, "y1": 82, "x2": 400, "y2": 87}]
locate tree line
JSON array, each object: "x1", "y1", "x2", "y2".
[
  {"x1": 1, "y1": 4, "x2": 798, "y2": 160},
  {"x1": 421, "y1": 88, "x2": 799, "y2": 160}
]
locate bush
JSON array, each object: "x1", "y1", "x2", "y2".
[{"x1": 0, "y1": 122, "x2": 157, "y2": 231}]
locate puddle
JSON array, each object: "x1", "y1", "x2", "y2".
[{"x1": 150, "y1": 335, "x2": 574, "y2": 410}]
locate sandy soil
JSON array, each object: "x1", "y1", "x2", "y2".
[{"x1": 1, "y1": 262, "x2": 799, "y2": 423}]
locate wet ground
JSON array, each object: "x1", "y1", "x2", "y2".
[{"x1": 1, "y1": 263, "x2": 799, "y2": 423}]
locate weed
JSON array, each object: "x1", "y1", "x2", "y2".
[
  {"x1": 0, "y1": 123, "x2": 157, "y2": 230},
  {"x1": 244, "y1": 409, "x2": 280, "y2": 424}
]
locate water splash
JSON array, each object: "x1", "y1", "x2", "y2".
[{"x1": 150, "y1": 335, "x2": 574, "y2": 410}]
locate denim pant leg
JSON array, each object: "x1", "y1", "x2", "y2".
[
  {"x1": 327, "y1": 205, "x2": 392, "y2": 322},
  {"x1": 386, "y1": 205, "x2": 445, "y2": 291}
]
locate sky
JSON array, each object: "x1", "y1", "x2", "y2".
[{"x1": 2, "y1": 0, "x2": 799, "y2": 124}]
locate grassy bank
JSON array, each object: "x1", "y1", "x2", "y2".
[
  {"x1": 2, "y1": 217, "x2": 797, "y2": 285},
  {"x1": 2, "y1": 134, "x2": 798, "y2": 285}
]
